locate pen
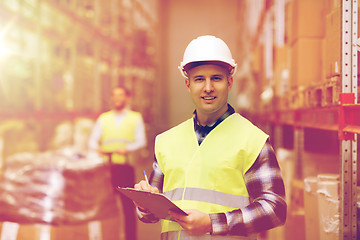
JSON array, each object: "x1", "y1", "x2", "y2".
[{"x1": 143, "y1": 170, "x2": 150, "y2": 188}]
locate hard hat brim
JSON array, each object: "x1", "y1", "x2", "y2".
[{"x1": 179, "y1": 60, "x2": 237, "y2": 78}]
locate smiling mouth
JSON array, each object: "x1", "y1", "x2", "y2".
[
  {"x1": 202, "y1": 96, "x2": 216, "y2": 100},
  {"x1": 201, "y1": 97, "x2": 216, "y2": 101}
]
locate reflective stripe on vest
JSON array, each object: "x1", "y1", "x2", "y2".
[
  {"x1": 100, "y1": 110, "x2": 141, "y2": 164},
  {"x1": 164, "y1": 188, "x2": 250, "y2": 209},
  {"x1": 161, "y1": 231, "x2": 257, "y2": 240},
  {"x1": 102, "y1": 138, "x2": 133, "y2": 145},
  {"x1": 155, "y1": 113, "x2": 268, "y2": 238}
]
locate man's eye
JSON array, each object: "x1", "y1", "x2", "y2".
[
  {"x1": 212, "y1": 77, "x2": 222, "y2": 81},
  {"x1": 194, "y1": 78, "x2": 204, "y2": 82}
]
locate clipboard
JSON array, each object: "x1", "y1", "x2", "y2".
[{"x1": 116, "y1": 187, "x2": 188, "y2": 219}]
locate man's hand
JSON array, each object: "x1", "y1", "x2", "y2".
[
  {"x1": 96, "y1": 148, "x2": 129, "y2": 155},
  {"x1": 134, "y1": 180, "x2": 159, "y2": 193},
  {"x1": 133, "y1": 180, "x2": 159, "y2": 211},
  {"x1": 96, "y1": 148, "x2": 128, "y2": 156},
  {"x1": 115, "y1": 148, "x2": 129, "y2": 155},
  {"x1": 169, "y1": 209, "x2": 212, "y2": 236},
  {"x1": 96, "y1": 148, "x2": 105, "y2": 154}
]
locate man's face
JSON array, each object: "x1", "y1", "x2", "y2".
[
  {"x1": 185, "y1": 64, "x2": 233, "y2": 122},
  {"x1": 111, "y1": 88, "x2": 128, "y2": 110}
]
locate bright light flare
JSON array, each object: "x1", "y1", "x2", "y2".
[
  {"x1": 0, "y1": 15, "x2": 19, "y2": 58},
  {"x1": 0, "y1": 38, "x2": 8, "y2": 57},
  {"x1": 0, "y1": 38, "x2": 15, "y2": 57}
]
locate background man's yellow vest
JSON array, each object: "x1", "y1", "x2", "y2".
[
  {"x1": 99, "y1": 110, "x2": 141, "y2": 164},
  {"x1": 155, "y1": 113, "x2": 268, "y2": 239}
]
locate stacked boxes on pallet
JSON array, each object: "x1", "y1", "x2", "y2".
[
  {"x1": 276, "y1": 0, "x2": 345, "y2": 109},
  {"x1": 273, "y1": 44, "x2": 291, "y2": 110},
  {"x1": 324, "y1": 6, "x2": 341, "y2": 79},
  {"x1": 324, "y1": 5, "x2": 342, "y2": 106},
  {"x1": 0, "y1": 150, "x2": 122, "y2": 240},
  {"x1": 288, "y1": 0, "x2": 325, "y2": 108}
]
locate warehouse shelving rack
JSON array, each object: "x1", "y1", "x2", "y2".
[
  {"x1": 264, "y1": 1, "x2": 359, "y2": 239},
  {"x1": 264, "y1": 95, "x2": 359, "y2": 239},
  {"x1": 0, "y1": 0, "x2": 161, "y2": 157},
  {"x1": 242, "y1": 0, "x2": 360, "y2": 239}
]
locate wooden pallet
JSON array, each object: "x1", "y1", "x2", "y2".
[
  {"x1": 321, "y1": 77, "x2": 341, "y2": 106},
  {"x1": 303, "y1": 85, "x2": 322, "y2": 108},
  {"x1": 284, "y1": 77, "x2": 342, "y2": 109},
  {"x1": 288, "y1": 87, "x2": 306, "y2": 109}
]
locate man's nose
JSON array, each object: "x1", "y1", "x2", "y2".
[{"x1": 204, "y1": 79, "x2": 214, "y2": 92}]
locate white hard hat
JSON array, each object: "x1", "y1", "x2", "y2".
[{"x1": 179, "y1": 35, "x2": 237, "y2": 78}]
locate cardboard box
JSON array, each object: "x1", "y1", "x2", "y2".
[
  {"x1": 304, "y1": 177, "x2": 319, "y2": 240},
  {"x1": 274, "y1": 46, "x2": 290, "y2": 98},
  {"x1": 290, "y1": 0, "x2": 326, "y2": 45},
  {"x1": 324, "y1": 5, "x2": 360, "y2": 80},
  {"x1": 291, "y1": 38, "x2": 323, "y2": 89},
  {"x1": 323, "y1": 0, "x2": 341, "y2": 15},
  {"x1": 324, "y1": 7, "x2": 341, "y2": 79},
  {"x1": 251, "y1": 44, "x2": 263, "y2": 73}
]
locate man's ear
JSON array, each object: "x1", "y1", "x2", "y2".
[
  {"x1": 185, "y1": 78, "x2": 191, "y2": 91},
  {"x1": 227, "y1": 76, "x2": 233, "y2": 90}
]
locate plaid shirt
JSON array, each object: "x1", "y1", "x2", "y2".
[{"x1": 138, "y1": 105, "x2": 287, "y2": 236}]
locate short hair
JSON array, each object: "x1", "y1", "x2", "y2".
[
  {"x1": 183, "y1": 61, "x2": 234, "y2": 76},
  {"x1": 113, "y1": 86, "x2": 131, "y2": 97}
]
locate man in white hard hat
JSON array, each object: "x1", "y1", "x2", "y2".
[{"x1": 134, "y1": 35, "x2": 286, "y2": 239}]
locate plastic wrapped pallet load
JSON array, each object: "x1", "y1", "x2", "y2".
[
  {"x1": 317, "y1": 174, "x2": 340, "y2": 240},
  {"x1": 304, "y1": 176, "x2": 319, "y2": 240},
  {"x1": 0, "y1": 148, "x2": 121, "y2": 240}
]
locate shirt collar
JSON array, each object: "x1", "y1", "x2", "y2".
[
  {"x1": 112, "y1": 108, "x2": 129, "y2": 116},
  {"x1": 193, "y1": 104, "x2": 235, "y2": 131}
]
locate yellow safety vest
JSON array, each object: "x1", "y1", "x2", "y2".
[
  {"x1": 155, "y1": 113, "x2": 268, "y2": 239},
  {"x1": 99, "y1": 110, "x2": 141, "y2": 164}
]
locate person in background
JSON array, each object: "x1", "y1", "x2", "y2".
[
  {"x1": 134, "y1": 35, "x2": 287, "y2": 239},
  {"x1": 88, "y1": 86, "x2": 146, "y2": 240}
]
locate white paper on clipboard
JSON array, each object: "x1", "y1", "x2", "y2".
[{"x1": 116, "y1": 187, "x2": 188, "y2": 219}]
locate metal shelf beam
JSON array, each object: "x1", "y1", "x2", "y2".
[
  {"x1": 341, "y1": 0, "x2": 357, "y2": 238},
  {"x1": 266, "y1": 101, "x2": 360, "y2": 135}
]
